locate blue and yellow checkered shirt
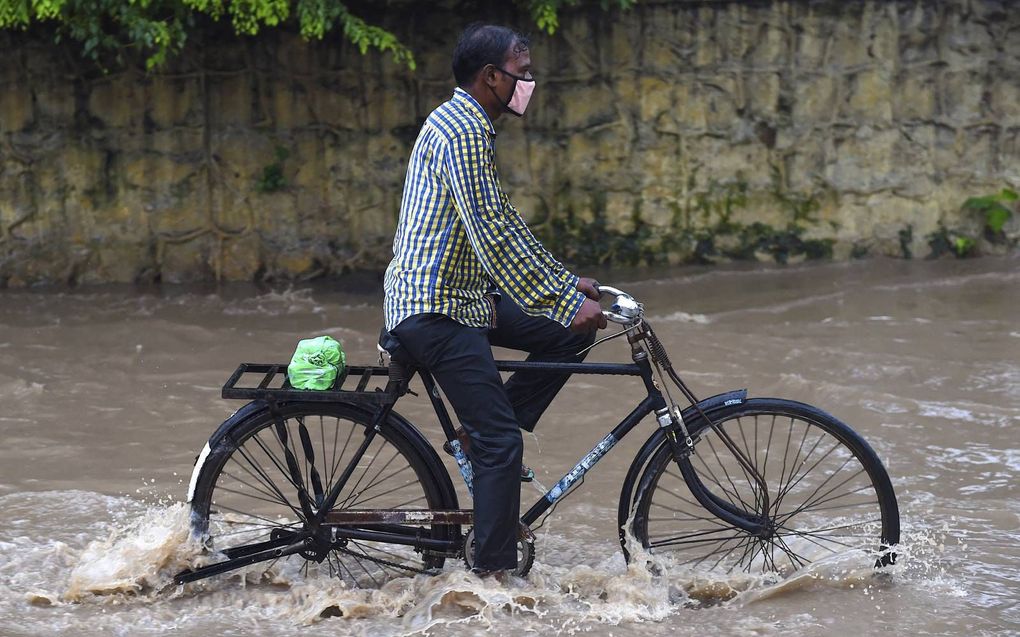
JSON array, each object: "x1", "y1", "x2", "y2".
[{"x1": 384, "y1": 88, "x2": 585, "y2": 330}]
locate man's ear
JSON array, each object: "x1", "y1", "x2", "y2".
[{"x1": 481, "y1": 64, "x2": 499, "y2": 88}]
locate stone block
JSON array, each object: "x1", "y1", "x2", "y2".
[
  {"x1": 747, "y1": 24, "x2": 790, "y2": 68},
  {"x1": 673, "y1": 81, "x2": 707, "y2": 129},
  {"x1": 148, "y1": 77, "x2": 196, "y2": 128},
  {"x1": 604, "y1": 191, "x2": 637, "y2": 234},
  {"x1": 828, "y1": 17, "x2": 871, "y2": 69},
  {"x1": 639, "y1": 146, "x2": 680, "y2": 188},
  {"x1": 843, "y1": 69, "x2": 893, "y2": 123},
  {"x1": 786, "y1": 141, "x2": 830, "y2": 191},
  {"x1": 123, "y1": 153, "x2": 197, "y2": 190},
  {"x1": 565, "y1": 134, "x2": 602, "y2": 185},
  {"x1": 693, "y1": 8, "x2": 722, "y2": 68},
  {"x1": 793, "y1": 74, "x2": 837, "y2": 123},
  {"x1": 0, "y1": 84, "x2": 33, "y2": 132},
  {"x1": 827, "y1": 128, "x2": 900, "y2": 193},
  {"x1": 642, "y1": 5, "x2": 692, "y2": 72},
  {"x1": 942, "y1": 17, "x2": 994, "y2": 68},
  {"x1": 636, "y1": 187, "x2": 676, "y2": 228},
  {"x1": 291, "y1": 135, "x2": 326, "y2": 189},
  {"x1": 159, "y1": 235, "x2": 213, "y2": 283},
  {"x1": 701, "y1": 76, "x2": 740, "y2": 130},
  {"x1": 939, "y1": 70, "x2": 985, "y2": 122},
  {"x1": 311, "y1": 80, "x2": 360, "y2": 128},
  {"x1": 608, "y1": 18, "x2": 641, "y2": 71},
  {"x1": 864, "y1": 3, "x2": 900, "y2": 64},
  {"x1": 557, "y1": 82, "x2": 619, "y2": 131},
  {"x1": 638, "y1": 77, "x2": 675, "y2": 123},
  {"x1": 59, "y1": 145, "x2": 105, "y2": 193},
  {"x1": 931, "y1": 124, "x2": 961, "y2": 173},
  {"x1": 988, "y1": 81, "x2": 1020, "y2": 124},
  {"x1": 792, "y1": 10, "x2": 830, "y2": 69},
  {"x1": 89, "y1": 76, "x2": 142, "y2": 128},
  {"x1": 33, "y1": 78, "x2": 75, "y2": 121},
  {"x1": 892, "y1": 72, "x2": 936, "y2": 120},
  {"x1": 956, "y1": 126, "x2": 997, "y2": 179},
  {"x1": 150, "y1": 128, "x2": 203, "y2": 154},
  {"x1": 744, "y1": 72, "x2": 781, "y2": 118},
  {"x1": 94, "y1": 239, "x2": 147, "y2": 283},
  {"x1": 269, "y1": 78, "x2": 313, "y2": 130},
  {"x1": 273, "y1": 249, "x2": 315, "y2": 278},
  {"x1": 378, "y1": 78, "x2": 418, "y2": 133},
  {"x1": 217, "y1": 232, "x2": 262, "y2": 281},
  {"x1": 729, "y1": 191, "x2": 795, "y2": 232},
  {"x1": 210, "y1": 74, "x2": 253, "y2": 127},
  {"x1": 216, "y1": 133, "x2": 276, "y2": 186}
]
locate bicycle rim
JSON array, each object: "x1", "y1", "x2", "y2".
[
  {"x1": 191, "y1": 403, "x2": 451, "y2": 587},
  {"x1": 632, "y1": 398, "x2": 899, "y2": 577}
]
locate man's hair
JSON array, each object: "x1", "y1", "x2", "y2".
[{"x1": 452, "y1": 23, "x2": 530, "y2": 87}]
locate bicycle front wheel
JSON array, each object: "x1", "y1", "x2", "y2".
[
  {"x1": 190, "y1": 402, "x2": 458, "y2": 587},
  {"x1": 630, "y1": 398, "x2": 899, "y2": 577}
]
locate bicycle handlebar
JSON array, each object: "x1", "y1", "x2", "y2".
[{"x1": 597, "y1": 285, "x2": 643, "y2": 325}]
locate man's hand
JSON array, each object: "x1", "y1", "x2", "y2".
[
  {"x1": 576, "y1": 277, "x2": 600, "y2": 300},
  {"x1": 570, "y1": 298, "x2": 607, "y2": 333}
]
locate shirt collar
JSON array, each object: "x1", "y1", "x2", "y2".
[{"x1": 452, "y1": 87, "x2": 496, "y2": 137}]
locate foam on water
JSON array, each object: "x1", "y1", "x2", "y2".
[{"x1": 0, "y1": 492, "x2": 911, "y2": 632}]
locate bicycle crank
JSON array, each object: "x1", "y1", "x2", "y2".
[{"x1": 462, "y1": 523, "x2": 536, "y2": 577}]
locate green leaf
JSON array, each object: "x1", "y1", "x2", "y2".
[
  {"x1": 1000, "y1": 188, "x2": 1019, "y2": 202},
  {"x1": 963, "y1": 195, "x2": 996, "y2": 211},
  {"x1": 985, "y1": 204, "x2": 1012, "y2": 234},
  {"x1": 953, "y1": 236, "x2": 975, "y2": 257}
]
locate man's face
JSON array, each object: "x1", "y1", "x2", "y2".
[{"x1": 494, "y1": 41, "x2": 532, "y2": 104}]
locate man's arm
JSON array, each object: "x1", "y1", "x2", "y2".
[
  {"x1": 444, "y1": 132, "x2": 586, "y2": 327},
  {"x1": 504, "y1": 200, "x2": 579, "y2": 289}
]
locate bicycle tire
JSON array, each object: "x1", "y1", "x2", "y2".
[
  {"x1": 190, "y1": 401, "x2": 459, "y2": 587},
  {"x1": 629, "y1": 398, "x2": 899, "y2": 576}
]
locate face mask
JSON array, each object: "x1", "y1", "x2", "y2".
[{"x1": 493, "y1": 67, "x2": 535, "y2": 117}]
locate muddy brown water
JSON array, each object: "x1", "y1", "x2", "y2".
[{"x1": 0, "y1": 257, "x2": 1017, "y2": 636}]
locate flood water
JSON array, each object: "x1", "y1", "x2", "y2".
[{"x1": 0, "y1": 257, "x2": 1017, "y2": 636}]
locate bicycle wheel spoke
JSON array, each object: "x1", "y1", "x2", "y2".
[
  {"x1": 649, "y1": 531, "x2": 747, "y2": 548},
  {"x1": 336, "y1": 441, "x2": 388, "y2": 509},
  {"x1": 345, "y1": 461, "x2": 415, "y2": 508},
  {"x1": 774, "y1": 534, "x2": 810, "y2": 569},
  {"x1": 701, "y1": 434, "x2": 756, "y2": 512},
  {"x1": 649, "y1": 501, "x2": 737, "y2": 527},
  {"x1": 633, "y1": 400, "x2": 897, "y2": 579},
  {"x1": 192, "y1": 404, "x2": 452, "y2": 590},
  {"x1": 776, "y1": 467, "x2": 867, "y2": 520},
  {"x1": 220, "y1": 465, "x2": 293, "y2": 509}
]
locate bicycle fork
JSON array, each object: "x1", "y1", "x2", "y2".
[{"x1": 635, "y1": 342, "x2": 772, "y2": 539}]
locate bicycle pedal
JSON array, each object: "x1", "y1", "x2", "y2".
[{"x1": 520, "y1": 467, "x2": 535, "y2": 482}]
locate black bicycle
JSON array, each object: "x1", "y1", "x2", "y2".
[{"x1": 175, "y1": 286, "x2": 899, "y2": 587}]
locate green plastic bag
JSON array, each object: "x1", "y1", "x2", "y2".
[{"x1": 287, "y1": 335, "x2": 346, "y2": 390}]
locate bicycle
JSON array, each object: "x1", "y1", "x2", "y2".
[{"x1": 174, "y1": 286, "x2": 900, "y2": 587}]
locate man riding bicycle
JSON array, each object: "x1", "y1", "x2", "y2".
[{"x1": 381, "y1": 23, "x2": 605, "y2": 576}]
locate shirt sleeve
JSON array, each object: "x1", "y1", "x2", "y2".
[
  {"x1": 443, "y1": 131, "x2": 585, "y2": 327},
  {"x1": 504, "y1": 199, "x2": 580, "y2": 290}
]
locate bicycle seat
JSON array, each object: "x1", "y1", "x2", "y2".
[{"x1": 378, "y1": 327, "x2": 411, "y2": 363}]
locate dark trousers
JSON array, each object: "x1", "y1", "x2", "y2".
[{"x1": 389, "y1": 296, "x2": 595, "y2": 570}]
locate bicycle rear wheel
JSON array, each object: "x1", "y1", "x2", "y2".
[
  {"x1": 189, "y1": 402, "x2": 458, "y2": 587},
  {"x1": 630, "y1": 398, "x2": 898, "y2": 576}
]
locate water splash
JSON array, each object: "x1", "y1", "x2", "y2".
[{"x1": 63, "y1": 502, "x2": 201, "y2": 599}]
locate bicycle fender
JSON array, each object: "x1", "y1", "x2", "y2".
[
  {"x1": 186, "y1": 400, "x2": 268, "y2": 502},
  {"x1": 616, "y1": 389, "x2": 747, "y2": 550}
]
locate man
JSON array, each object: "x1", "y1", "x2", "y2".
[{"x1": 382, "y1": 23, "x2": 606, "y2": 575}]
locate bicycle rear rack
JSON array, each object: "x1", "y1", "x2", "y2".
[{"x1": 222, "y1": 363, "x2": 395, "y2": 404}]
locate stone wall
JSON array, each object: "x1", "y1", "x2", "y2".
[{"x1": 1, "y1": 0, "x2": 1018, "y2": 286}]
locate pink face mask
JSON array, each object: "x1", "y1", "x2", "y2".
[{"x1": 495, "y1": 68, "x2": 535, "y2": 117}]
